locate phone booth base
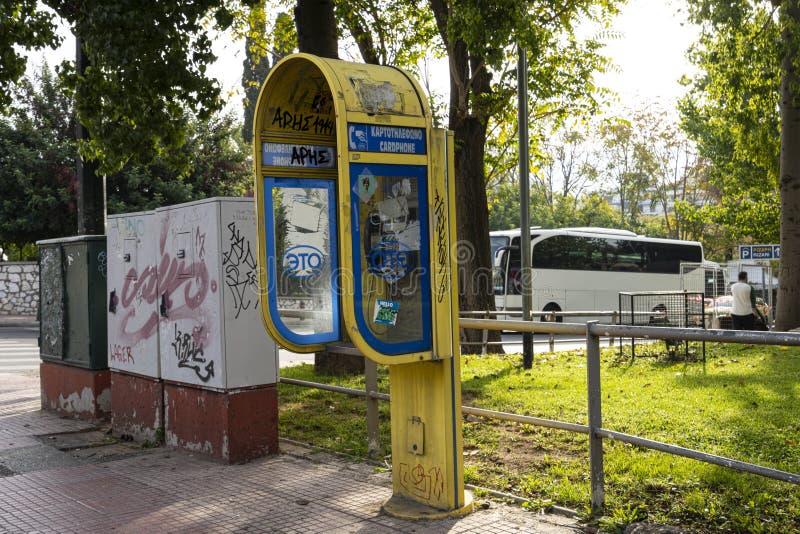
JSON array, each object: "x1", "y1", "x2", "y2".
[
  {"x1": 382, "y1": 491, "x2": 474, "y2": 520},
  {"x1": 384, "y1": 359, "x2": 472, "y2": 517},
  {"x1": 164, "y1": 382, "x2": 279, "y2": 464},
  {"x1": 40, "y1": 361, "x2": 111, "y2": 421},
  {"x1": 111, "y1": 371, "x2": 164, "y2": 443}
]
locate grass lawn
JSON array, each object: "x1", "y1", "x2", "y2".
[{"x1": 277, "y1": 342, "x2": 800, "y2": 533}]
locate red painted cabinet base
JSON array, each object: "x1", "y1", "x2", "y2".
[
  {"x1": 40, "y1": 361, "x2": 111, "y2": 421},
  {"x1": 111, "y1": 371, "x2": 164, "y2": 444},
  {"x1": 164, "y1": 382, "x2": 279, "y2": 464}
]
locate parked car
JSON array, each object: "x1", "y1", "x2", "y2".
[{"x1": 705, "y1": 295, "x2": 770, "y2": 329}]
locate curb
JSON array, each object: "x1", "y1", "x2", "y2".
[{"x1": 0, "y1": 317, "x2": 39, "y2": 328}]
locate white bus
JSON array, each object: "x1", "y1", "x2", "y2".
[{"x1": 491, "y1": 227, "x2": 716, "y2": 320}]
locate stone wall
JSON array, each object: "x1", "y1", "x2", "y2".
[{"x1": 0, "y1": 262, "x2": 39, "y2": 316}]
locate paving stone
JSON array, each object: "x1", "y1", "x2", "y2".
[{"x1": 0, "y1": 371, "x2": 585, "y2": 533}]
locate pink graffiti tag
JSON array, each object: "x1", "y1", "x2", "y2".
[
  {"x1": 109, "y1": 344, "x2": 134, "y2": 364},
  {"x1": 196, "y1": 227, "x2": 206, "y2": 259},
  {"x1": 113, "y1": 247, "x2": 215, "y2": 345}
]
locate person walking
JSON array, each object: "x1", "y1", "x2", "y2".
[{"x1": 731, "y1": 271, "x2": 757, "y2": 330}]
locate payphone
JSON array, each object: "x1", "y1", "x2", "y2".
[{"x1": 254, "y1": 54, "x2": 471, "y2": 517}]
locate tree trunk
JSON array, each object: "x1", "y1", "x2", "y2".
[
  {"x1": 776, "y1": 1, "x2": 800, "y2": 331},
  {"x1": 448, "y1": 47, "x2": 502, "y2": 354},
  {"x1": 75, "y1": 36, "x2": 104, "y2": 236},
  {"x1": 453, "y1": 115, "x2": 501, "y2": 353},
  {"x1": 294, "y1": 0, "x2": 338, "y2": 59},
  {"x1": 294, "y1": 0, "x2": 360, "y2": 372}
]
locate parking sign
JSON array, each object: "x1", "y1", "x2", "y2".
[{"x1": 739, "y1": 244, "x2": 780, "y2": 260}]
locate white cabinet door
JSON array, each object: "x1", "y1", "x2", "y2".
[
  {"x1": 107, "y1": 212, "x2": 160, "y2": 377},
  {"x1": 157, "y1": 201, "x2": 225, "y2": 389}
]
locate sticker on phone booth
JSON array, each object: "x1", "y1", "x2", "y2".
[
  {"x1": 373, "y1": 299, "x2": 400, "y2": 326},
  {"x1": 355, "y1": 168, "x2": 378, "y2": 203}
]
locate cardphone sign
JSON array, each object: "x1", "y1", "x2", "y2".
[
  {"x1": 253, "y1": 54, "x2": 472, "y2": 516},
  {"x1": 348, "y1": 123, "x2": 427, "y2": 154}
]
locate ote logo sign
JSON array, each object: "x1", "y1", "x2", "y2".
[
  {"x1": 368, "y1": 239, "x2": 413, "y2": 282},
  {"x1": 283, "y1": 245, "x2": 325, "y2": 278}
]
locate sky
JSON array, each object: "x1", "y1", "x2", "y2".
[
  {"x1": 26, "y1": 0, "x2": 700, "y2": 118},
  {"x1": 595, "y1": 0, "x2": 699, "y2": 110}
]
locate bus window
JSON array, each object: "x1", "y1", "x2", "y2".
[
  {"x1": 608, "y1": 239, "x2": 645, "y2": 272},
  {"x1": 646, "y1": 243, "x2": 702, "y2": 274},
  {"x1": 501, "y1": 246, "x2": 522, "y2": 294},
  {"x1": 533, "y1": 235, "x2": 609, "y2": 271},
  {"x1": 495, "y1": 234, "x2": 538, "y2": 295}
]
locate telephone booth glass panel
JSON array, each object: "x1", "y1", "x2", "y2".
[
  {"x1": 264, "y1": 177, "x2": 340, "y2": 344},
  {"x1": 350, "y1": 163, "x2": 431, "y2": 354}
]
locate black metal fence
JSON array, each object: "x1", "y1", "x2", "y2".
[{"x1": 618, "y1": 291, "x2": 705, "y2": 361}]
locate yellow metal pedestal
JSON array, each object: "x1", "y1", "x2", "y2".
[
  {"x1": 382, "y1": 491, "x2": 474, "y2": 519},
  {"x1": 384, "y1": 358, "x2": 472, "y2": 518}
]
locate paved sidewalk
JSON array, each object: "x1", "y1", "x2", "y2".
[{"x1": 0, "y1": 372, "x2": 585, "y2": 533}]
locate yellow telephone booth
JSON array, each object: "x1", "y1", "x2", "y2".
[{"x1": 253, "y1": 53, "x2": 471, "y2": 517}]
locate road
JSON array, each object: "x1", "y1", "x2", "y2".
[
  {"x1": 0, "y1": 326, "x2": 39, "y2": 373},
  {"x1": 0, "y1": 326, "x2": 618, "y2": 374},
  {"x1": 257, "y1": 332, "x2": 619, "y2": 368}
]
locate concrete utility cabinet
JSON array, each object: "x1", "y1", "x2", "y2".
[
  {"x1": 154, "y1": 197, "x2": 279, "y2": 462},
  {"x1": 107, "y1": 211, "x2": 162, "y2": 442},
  {"x1": 37, "y1": 235, "x2": 110, "y2": 420}
]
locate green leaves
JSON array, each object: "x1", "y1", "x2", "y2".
[
  {"x1": 0, "y1": 66, "x2": 77, "y2": 247},
  {"x1": 44, "y1": 0, "x2": 238, "y2": 175},
  {"x1": 0, "y1": 0, "x2": 61, "y2": 109},
  {"x1": 681, "y1": 1, "x2": 781, "y2": 246},
  {"x1": 335, "y1": 0, "x2": 439, "y2": 70}
]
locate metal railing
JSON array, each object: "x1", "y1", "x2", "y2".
[
  {"x1": 279, "y1": 319, "x2": 800, "y2": 515},
  {"x1": 458, "y1": 310, "x2": 619, "y2": 353},
  {"x1": 461, "y1": 318, "x2": 800, "y2": 513}
]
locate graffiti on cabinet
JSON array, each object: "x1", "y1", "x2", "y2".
[
  {"x1": 110, "y1": 221, "x2": 217, "y2": 349},
  {"x1": 171, "y1": 324, "x2": 214, "y2": 382},
  {"x1": 222, "y1": 221, "x2": 259, "y2": 319}
]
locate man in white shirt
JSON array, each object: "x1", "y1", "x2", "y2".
[{"x1": 730, "y1": 271, "x2": 757, "y2": 330}]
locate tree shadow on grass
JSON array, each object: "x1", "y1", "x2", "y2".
[{"x1": 657, "y1": 344, "x2": 800, "y2": 472}]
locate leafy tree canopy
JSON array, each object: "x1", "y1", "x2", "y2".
[
  {"x1": 679, "y1": 1, "x2": 781, "y2": 243},
  {"x1": 0, "y1": 66, "x2": 251, "y2": 255},
  {"x1": 42, "y1": 0, "x2": 258, "y2": 175},
  {"x1": 0, "y1": 65, "x2": 76, "y2": 251},
  {"x1": 0, "y1": 0, "x2": 61, "y2": 108},
  {"x1": 107, "y1": 112, "x2": 252, "y2": 214}
]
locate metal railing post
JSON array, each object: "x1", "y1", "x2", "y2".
[
  {"x1": 482, "y1": 310, "x2": 489, "y2": 355},
  {"x1": 548, "y1": 312, "x2": 556, "y2": 352},
  {"x1": 610, "y1": 311, "x2": 617, "y2": 347},
  {"x1": 365, "y1": 359, "x2": 380, "y2": 459},
  {"x1": 586, "y1": 321, "x2": 605, "y2": 515}
]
